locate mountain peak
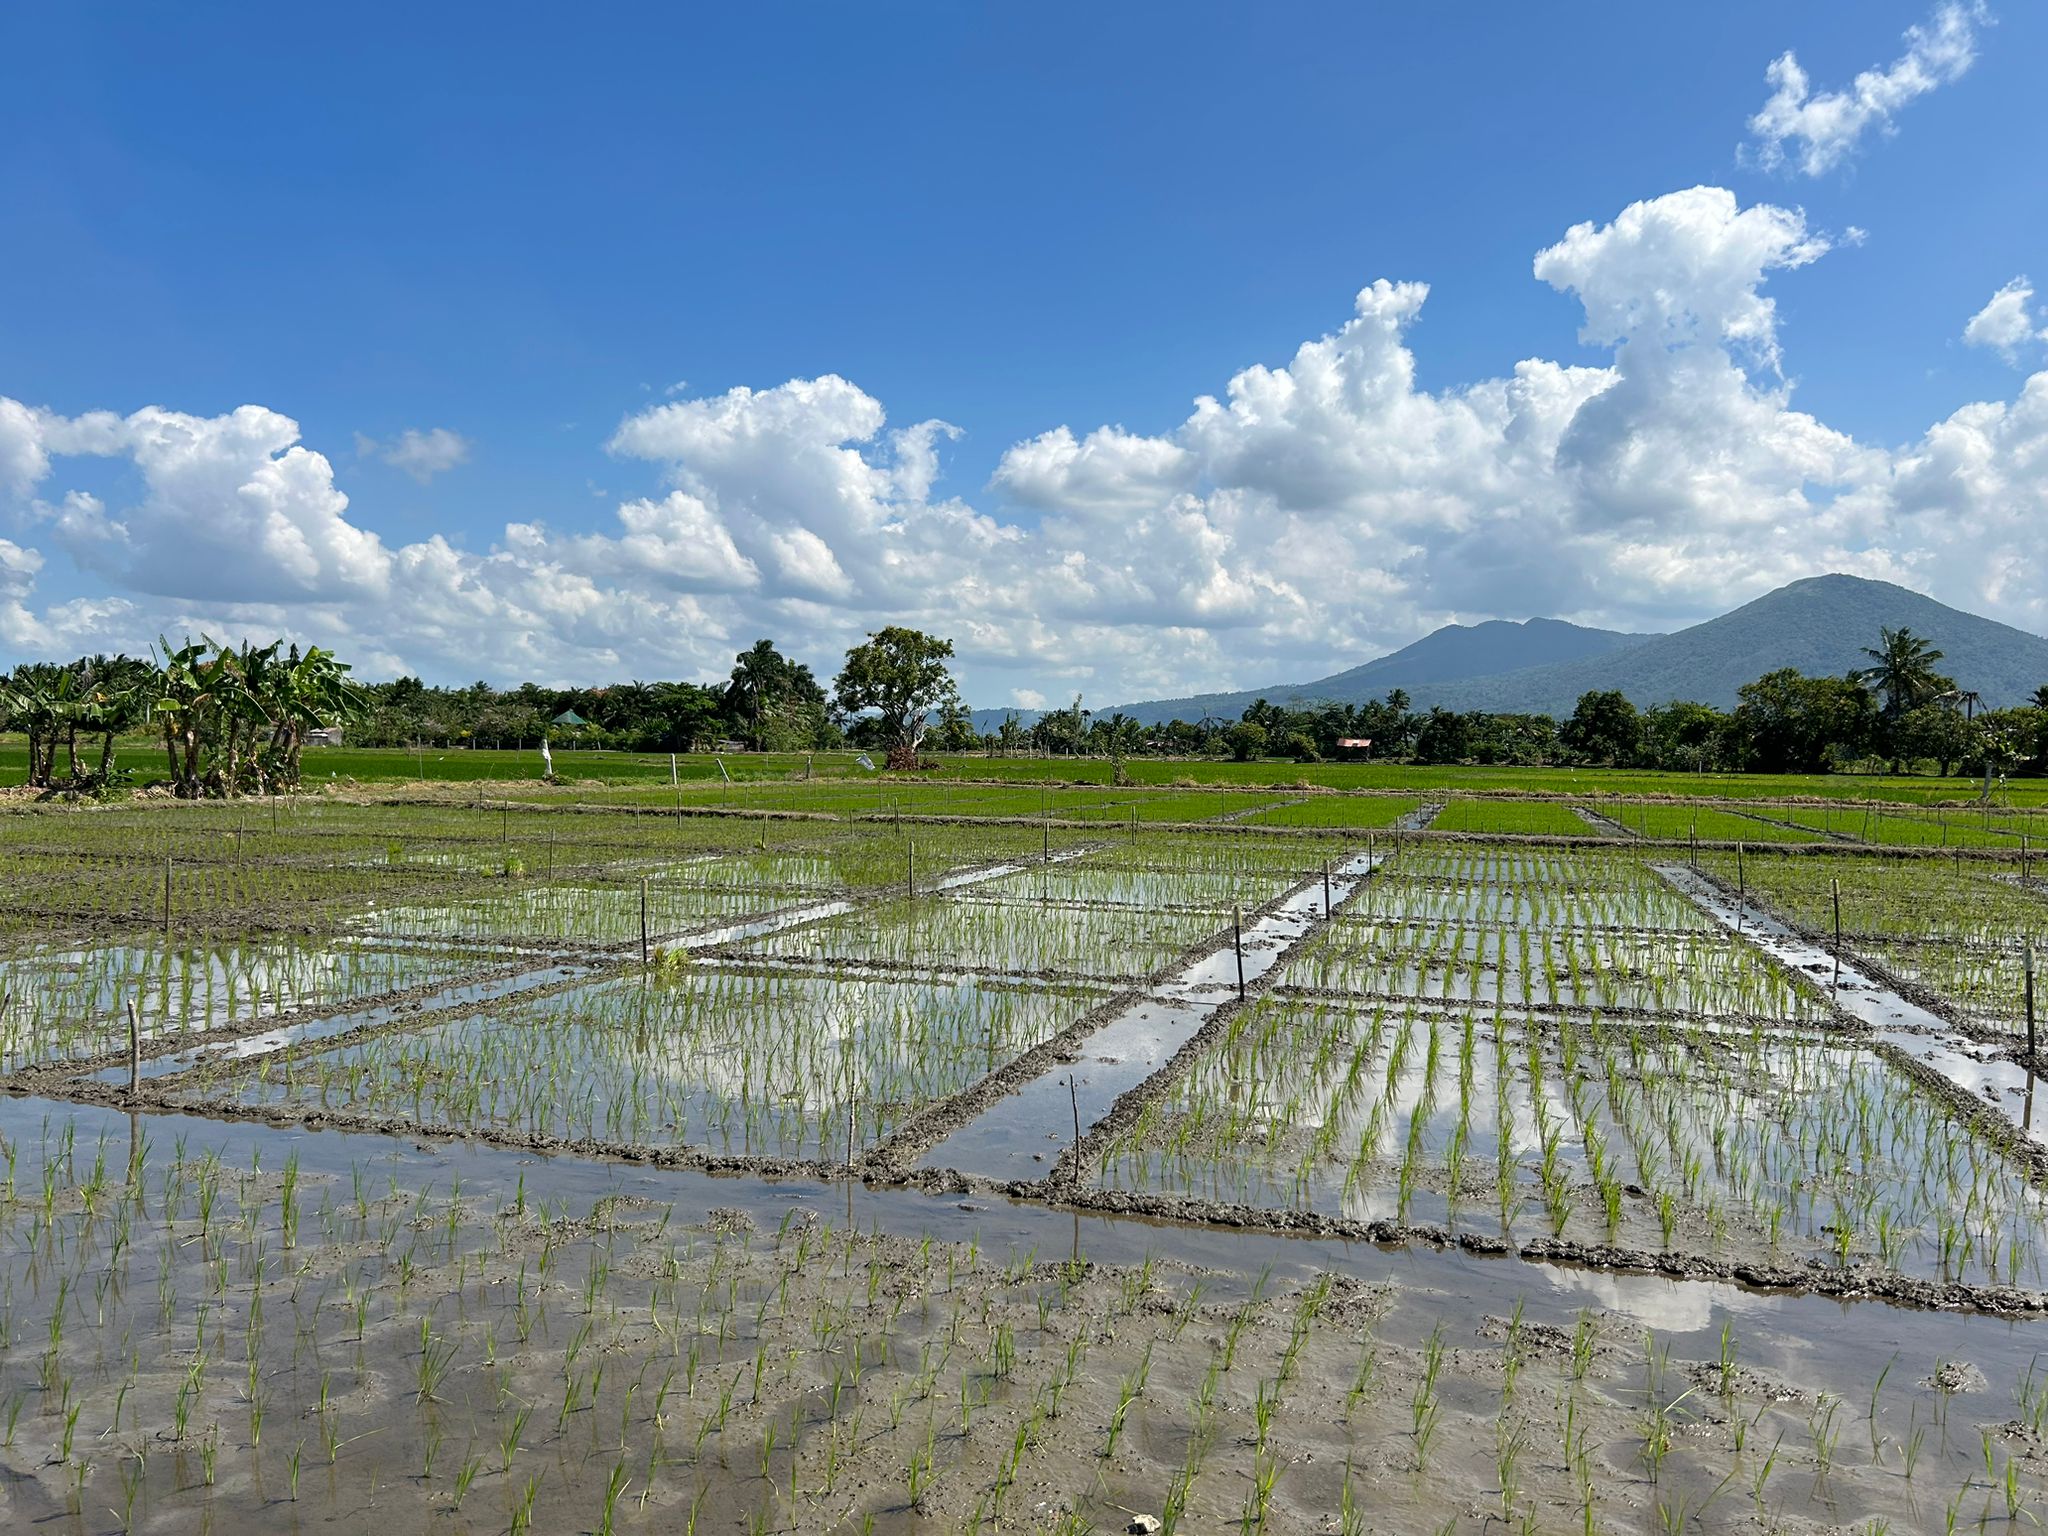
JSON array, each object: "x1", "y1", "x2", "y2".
[{"x1": 1107, "y1": 575, "x2": 2048, "y2": 723}]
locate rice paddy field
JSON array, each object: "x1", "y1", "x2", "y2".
[{"x1": 3, "y1": 778, "x2": 2048, "y2": 1533}]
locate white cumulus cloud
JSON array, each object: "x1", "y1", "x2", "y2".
[
  {"x1": 1963, "y1": 277, "x2": 2046, "y2": 362},
  {"x1": 1746, "y1": 2, "x2": 1984, "y2": 176}
]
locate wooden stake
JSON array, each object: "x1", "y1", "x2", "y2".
[
  {"x1": 163, "y1": 855, "x2": 172, "y2": 935},
  {"x1": 126, "y1": 999, "x2": 141, "y2": 1093},
  {"x1": 2026, "y1": 936, "x2": 2037, "y2": 1064},
  {"x1": 1067, "y1": 1074, "x2": 1081, "y2": 1149},
  {"x1": 1830, "y1": 876, "x2": 1842, "y2": 992},
  {"x1": 906, "y1": 840, "x2": 915, "y2": 901},
  {"x1": 639, "y1": 877, "x2": 649, "y2": 965},
  {"x1": 1324, "y1": 861, "x2": 1333, "y2": 919},
  {"x1": 1233, "y1": 906, "x2": 1245, "y2": 1001}
]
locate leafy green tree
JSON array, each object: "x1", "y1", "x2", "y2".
[
  {"x1": 1559, "y1": 690, "x2": 1642, "y2": 766},
  {"x1": 1412, "y1": 708, "x2": 1472, "y2": 764},
  {"x1": 1031, "y1": 696, "x2": 1090, "y2": 757},
  {"x1": 1223, "y1": 721, "x2": 1267, "y2": 761},
  {"x1": 1729, "y1": 669, "x2": 1875, "y2": 774},
  {"x1": 1896, "y1": 700, "x2": 1975, "y2": 778},
  {"x1": 832, "y1": 627, "x2": 961, "y2": 770},
  {"x1": 1640, "y1": 701, "x2": 1727, "y2": 772}
]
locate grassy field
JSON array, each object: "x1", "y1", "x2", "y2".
[{"x1": 6, "y1": 734, "x2": 2047, "y2": 809}]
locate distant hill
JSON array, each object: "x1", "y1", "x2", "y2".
[
  {"x1": 1107, "y1": 574, "x2": 2048, "y2": 722},
  {"x1": 1422, "y1": 575, "x2": 2048, "y2": 715},
  {"x1": 1110, "y1": 617, "x2": 1653, "y2": 725}
]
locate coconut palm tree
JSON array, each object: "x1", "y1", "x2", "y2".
[{"x1": 1854, "y1": 627, "x2": 1949, "y2": 718}]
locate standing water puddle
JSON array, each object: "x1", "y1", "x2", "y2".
[
  {"x1": 1658, "y1": 863, "x2": 2048, "y2": 1147},
  {"x1": 917, "y1": 853, "x2": 1383, "y2": 1178}
]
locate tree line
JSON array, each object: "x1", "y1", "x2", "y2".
[
  {"x1": 6, "y1": 623, "x2": 2044, "y2": 790},
  {"x1": 1179, "y1": 628, "x2": 2047, "y2": 777},
  {"x1": 0, "y1": 627, "x2": 967, "y2": 794}
]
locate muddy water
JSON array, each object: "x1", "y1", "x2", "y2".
[
  {"x1": 5, "y1": 1091, "x2": 2048, "y2": 1535},
  {"x1": 1660, "y1": 862, "x2": 2048, "y2": 1148},
  {"x1": 917, "y1": 853, "x2": 1382, "y2": 1179}
]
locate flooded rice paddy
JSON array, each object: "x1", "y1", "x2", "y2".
[{"x1": 2, "y1": 790, "x2": 2046, "y2": 1531}]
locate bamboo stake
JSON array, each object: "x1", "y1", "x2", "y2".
[
  {"x1": 126, "y1": 999, "x2": 141, "y2": 1093},
  {"x1": 1324, "y1": 861, "x2": 1333, "y2": 919},
  {"x1": 1234, "y1": 906, "x2": 1245, "y2": 1001},
  {"x1": 639, "y1": 878, "x2": 649, "y2": 966}
]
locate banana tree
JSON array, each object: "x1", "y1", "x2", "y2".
[
  {"x1": 151, "y1": 638, "x2": 248, "y2": 798},
  {"x1": 0, "y1": 663, "x2": 65, "y2": 787},
  {"x1": 257, "y1": 644, "x2": 367, "y2": 790}
]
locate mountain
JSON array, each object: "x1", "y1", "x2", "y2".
[
  {"x1": 1110, "y1": 576, "x2": 2048, "y2": 723},
  {"x1": 1416, "y1": 575, "x2": 2048, "y2": 715},
  {"x1": 1109, "y1": 617, "x2": 1655, "y2": 725}
]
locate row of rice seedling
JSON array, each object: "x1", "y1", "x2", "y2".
[
  {"x1": 1330, "y1": 846, "x2": 1720, "y2": 935},
  {"x1": 164, "y1": 967, "x2": 1102, "y2": 1156},
  {"x1": 1704, "y1": 851, "x2": 2045, "y2": 1034},
  {"x1": 1288, "y1": 912, "x2": 1821, "y2": 1017},
  {"x1": 1098, "y1": 992, "x2": 2048, "y2": 1284},
  {"x1": 0, "y1": 936, "x2": 478, "y2": 1072},
  {"x1": 959, "y1": 863, "x2": 1296, "y2": 914},
  {"x1": 1765, "y1": 803, "x2": 2018, "y2": 849},
  {"x1": 1605, "y1": 804, "x2": 1825, "y2": 844},
  {"x1": 1239, "y1": 796, "x2": 1426, "y2": 830},
  {"x1": 738, "y1": 895, "x2": 1225, "y2": 980},
  {"x1": 1429, "y1": 799, "x2": 1598, "y2": 837}
]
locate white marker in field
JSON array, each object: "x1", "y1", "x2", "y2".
[{"x1": 540, "y1": 738, "x2": 554, "y2": 779}]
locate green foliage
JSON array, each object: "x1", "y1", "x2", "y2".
[{"x1": 832, "y1": 627, "x2": 961, "y2": 768}]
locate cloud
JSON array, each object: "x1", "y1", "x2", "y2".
[
  {"x1": 40, "y1": 405, "x2": 395, "y2": 603},
  {"x1": 0, "y1": 398, "x2": 50, "y2": 498},
  {"x1": 357, "y1": 426, "x2": 473, "y2": 483},
  {"x1": 3, "y1": 184, "x2": 2046, "y2": 703},
  {"x1": 1746, "y1": 2, "x2": 1984, "y2": 176},
  {"x1": 1963, "y1": 277, "x2": 2046, "y2": 362}
]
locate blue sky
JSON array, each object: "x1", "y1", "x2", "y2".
[{"x1": 2, "y1": 2, "x2": 2043, "y2": 707}]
